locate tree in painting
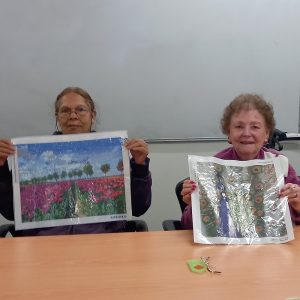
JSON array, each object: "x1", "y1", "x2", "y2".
[{"x1": 100, "y1": 163, "x2": 110, "y2": 177}]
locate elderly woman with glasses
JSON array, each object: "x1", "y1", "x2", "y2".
[{"x1": 0, "y1": 87, "x2": 152, "y2": 236}]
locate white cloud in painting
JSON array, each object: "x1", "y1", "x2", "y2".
[
  {"x1": 59, "y1": 154, "x2": 73, "y2": 164},
  {"x1": 41, "y1": 151, "x2": 55, "y2": 162}
]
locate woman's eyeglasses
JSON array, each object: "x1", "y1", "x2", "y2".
[{"x1": 58, "y1": 107, "x2": 90, "y2": 118}]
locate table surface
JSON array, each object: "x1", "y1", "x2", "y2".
[{"x1": 1, "y1": 227, "x2": 300, "y2": 300}]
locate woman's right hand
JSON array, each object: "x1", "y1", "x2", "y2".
[
  {"x1": 181, "y1": 179, "x2": 197, "y2": 205},
  {"x1": 0, "y1": 139, "x2": 15, "y2": 166}
]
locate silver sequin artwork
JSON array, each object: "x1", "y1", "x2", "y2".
[{"x1": 189, "y1": 155, "x2": 294, "y2": 244}]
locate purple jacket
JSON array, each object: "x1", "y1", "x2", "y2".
[
  {"x1": 0, "y1": 158, "x2": 151, "y2": 236},
  {"x1": 181, "y1": 146, "x2": 300, "y2": 229}
]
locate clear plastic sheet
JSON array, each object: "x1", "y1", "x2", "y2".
[
  {"x1": 10, "y1": 131, "x2": 131, "y2": 230},
  {"x1": 188, "y1": 155, "x2": 294, "y2": 244}
]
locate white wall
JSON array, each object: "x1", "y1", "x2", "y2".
[
  {"x1": 1, "y1": 0, "x2": 300, "y2": 140},
  {"x1": 1, "y1": 140, "x2": 300, "y2": 231}
]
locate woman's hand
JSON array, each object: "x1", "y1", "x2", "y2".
[
  {"x1": 280, "y1": 183, "x2": 300, "y2": 212},
  {"x1": 125, "y1": 139, "x2": 149, "y2": 165},
  {"x1": 181, "y1": 179, "x2": 197, "y2": 205},
  {"x1": 0, "y1": 139, "x2": 15, "y2": 166}
]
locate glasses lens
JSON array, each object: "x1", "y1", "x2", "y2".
[
  {"x1": 75, "y1": 107, "x2": 89, "y2": 116},
  {"x1": 59, "y1": 107, "x2": 89, "y2": 117}
]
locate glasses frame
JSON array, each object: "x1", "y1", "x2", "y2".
[{"x1": 57, "y1": 106, "x2": 91, "y2": 118}]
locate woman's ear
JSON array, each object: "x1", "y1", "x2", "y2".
[
  {"x1": 55, "y1": 119, "x2": 61, "y2": 133},
  {"x1": 265, "y1": 129, "x2": 270, "y2": 143},
  {"x1": 92, "y1": 111, "x2": 96, "y2": 121},
  {"x1": 227, "y1": 130, "x2": 232, "y2": 144}
]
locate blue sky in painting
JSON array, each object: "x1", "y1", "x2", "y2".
[{"x1": 16, "y1": 138, "x2": 124, "y2": 181}]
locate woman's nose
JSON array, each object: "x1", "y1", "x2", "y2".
[
  {"x1": 69, "y1": 111, "x2": 79, "y2": 119},
  {"x1": 242, "y1": 126, "x2": 251, "y2": 135}
]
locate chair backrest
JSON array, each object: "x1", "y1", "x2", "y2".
[
  {"x1": 0, "y1": 224, "x2": 15, "y2": 237},
  {"x1": 175, "y1": 178, "x2": 189, "y2": 213},
  {"x1": 266, "y1": 128, "x2": 287, "y2": 151},
  {"x1": 125, "y1": 220, "x2": 148, "y2": 232}
]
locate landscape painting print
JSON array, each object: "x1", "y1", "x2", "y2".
[
  {"x1": 11, "y1": 131, "x2": 131, "y2": 230},
  {"x1": 188, "y1": 155, "x2": 294, "y2": 245}
]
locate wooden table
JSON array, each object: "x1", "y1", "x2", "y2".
[{"x1": 1, "y1": 228, "x2": 300, "y2": 300}]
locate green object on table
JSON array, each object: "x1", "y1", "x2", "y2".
[{"x1": 187, "y1": 259, "x2": 207, "y2": 274}]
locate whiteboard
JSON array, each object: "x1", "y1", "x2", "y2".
[{"x1": 0, "y1": 0, "x2": 299, "y2": 140}]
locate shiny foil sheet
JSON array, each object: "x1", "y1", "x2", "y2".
[{"x1": 188, "y1": 155, "x2": 294, "y2": 244}]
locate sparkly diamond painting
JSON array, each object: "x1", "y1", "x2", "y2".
[
  {"x1": 188, "y1": 155, "x2": 294, "y2": 244},
  {"x1": 11, "y1": 131, "x2": 131, "y2": 230}
]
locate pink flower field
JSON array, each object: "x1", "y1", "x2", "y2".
[{"x1": 20, "y1": 176, "x2": 126, "y2": 221}]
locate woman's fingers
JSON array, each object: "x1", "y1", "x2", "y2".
[
  {"x1": 0, "y1": 139, "x2": 15, "y2": 165},
  {"x1": 181, "y1": 180, "x2": 197, "y2": 205},
  {"x1": 280, "y1": 183, "x2": 300, "y2": 212},
  {"x1": 124, "y1": 139, "x2": 149, "y2": 164}
]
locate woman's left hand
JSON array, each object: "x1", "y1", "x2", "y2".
[
  {"x1": 280, "y1": 183, "x2": 300, "y2": 212},
  {"x1": 125, "y1": 139, "x2": 149, "y2": 165}
]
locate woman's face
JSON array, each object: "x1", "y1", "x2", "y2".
[
  {"x1": 228, "y1": 109, "x2": 269, "y2": 160},
  {"x1": 56, "y1": 92, "x2": 96, "y2": 134}
]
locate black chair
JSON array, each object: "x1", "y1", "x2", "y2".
[
  {"x1": 0, "y1": 223, "x2": 14, "y2": 237},
  {"x1": 125, "y1": 220, "x2": 148, "y2": 232},
  {"x1": 162, "y1": 178, "x2": 188, "y2": 231},
  {"x1": 0, "y1": 220, "x2": 148, "y2": 238},
  {"x1": 266, "y1": 128, "x2": 287, "y2": 151}
]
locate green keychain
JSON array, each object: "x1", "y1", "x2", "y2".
[
  {"x1": 187, "y1": 259, "x2": 208, "y2": 274},
  {"x1": 187, "y1": 257, "x2": 222, "y2": 274}
]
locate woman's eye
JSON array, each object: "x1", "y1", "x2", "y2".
[{"x1": 60, "y1": 108, "x2": 70, "y2": 113}]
